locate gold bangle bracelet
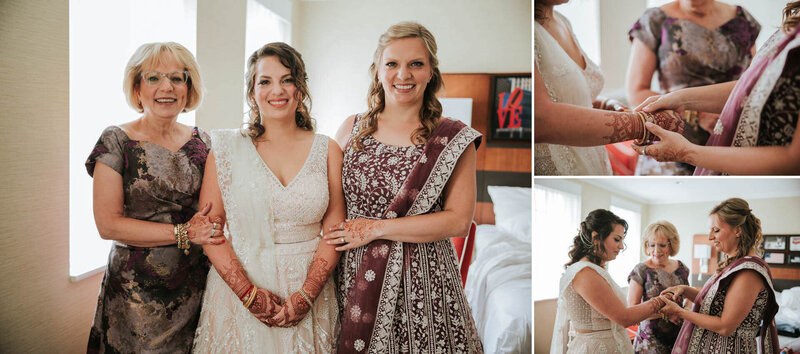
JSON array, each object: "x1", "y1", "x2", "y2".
[
  {"x1": 298, "y1": 288, "x2": 313, "y2": 307},
  {"x1": 244, "y1": 286, "x2": 258, "y2": 309},
  {"x1": 633, "y1": 112, "x2": 647, "y2": 145}
]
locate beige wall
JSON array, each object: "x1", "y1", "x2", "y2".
[
  {"x1": 0, "y1": 1, "x2": 103, "y2": 352},
  {"x1": 295, "y1": 0, "x2": 532, "y2": 137}
]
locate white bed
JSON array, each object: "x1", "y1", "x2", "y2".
[
  {"x1": 776, "y1": 287, "x2": 800, "y2": 352},
  {"x1": 464, "y1": 186, "x2": 532, "y2": 354}
]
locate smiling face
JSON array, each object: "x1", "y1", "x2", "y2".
[
  {"x1": 646, "y1": 232, "x2": 671, "y2": 263},
  {"x1": 252, "y1": 55, "x2": 299, "y2": 123},
  {"x1": 135, "y1": 55, "x2": 188, "y2": 120},
  {"x1": 709, "y1": 213, "x2": 740, "y2": 256},
  {"x1": 600, "y1": 224, "x2": 626, "y2": 262},
  {"x1": 377, "y1": 37, "x2": 433, "y2": 107}
]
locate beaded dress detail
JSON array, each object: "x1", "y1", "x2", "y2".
[{"x1": 193, "y1": 131, "x2": 338, "y2": 353}]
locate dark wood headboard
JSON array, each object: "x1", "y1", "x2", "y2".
[{"x1": 441, "y1": 74, "x2": 531, "y2": 225}]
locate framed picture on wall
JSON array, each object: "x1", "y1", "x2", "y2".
[
  {"x1": 764, "y1": 236, "x2": 787, "y2": 250},
  {"x1": 488, "y1": 74, "x2": 531, "y2": 145},
  {"x1": 765, "y1": 252, "x2": 786, "y2": 264},
  {"x1": 789, "y1": 254, "x2": 800, "y2": 264},
  {"x1": 790, "y1": 236, "x2": 800, "y2": 251}
]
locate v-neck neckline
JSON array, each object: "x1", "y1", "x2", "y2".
[
  {"x1": 251, "y1": 134, "x2": 318, "y2": 189},
  {"x1": 117, "y1": 126, "x2": 198, "y2": 154},
  {"x1": 537, "y1": 13, "x2": 589, "y2": 71}
]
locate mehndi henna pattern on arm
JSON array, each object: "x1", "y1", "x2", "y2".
[
  {"x1": 651, "y1": 111, "x2": 685, "y2": 136},
  {"x1": 301, "y1": 258, "x2": 331, "y2": 300},
  {"x1": 602, "y1": 112, "x2": 643, "y2": 144},
  {"x1": 653, "y1": 145, "x2": 695, "y2": 164},
  {"x1": 220, "y1": 258, "x2": 252, "y2": 299},
  {"x1": 345, "y1": 219, "x2": 385, "y2": 242}
]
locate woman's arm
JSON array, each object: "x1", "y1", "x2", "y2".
[
  {"x1": 637, "y1": 81, "x2": 737, "y2": 115},
  {"x1": 627, "y1": 280, "x2": 644, "y2": 306},
  {"x1": 324, "y1": 142, "x2": 476, "y2": 249},
  {"x1": 661, "y1": 270, "x2": 766, "y2": 336},
  {"x1": 626, "y1": 39, "x2": 661, "y2": 107},
  {"x1": 92, "y1": 162, "x2": 223, "y2": 247},
  {"x1": 535, "y1": 62, "x2": 684, "y2": 146},
  {"x1": 199, "y1": 151, "x2": 283, "y2": 324},
  {"x1": 635, "y1": 117, "x2": 800, "y2": 175},
  {"x1": 270, "y1": 139, "x2": 346, "y2": 327},
  {"x1": 334, "y1": 114, "x2": 357, "y2": 150},
  {"x1": 572, "y1": 267, "x2": 663, "y2": 328}
]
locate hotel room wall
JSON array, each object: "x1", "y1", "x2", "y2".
[
  {"x1": 0, "y1": 1, "x2": 97, "y2": 352},
  {"x1": 294, "y1": 0, "x2": 532, "y2": 138}
]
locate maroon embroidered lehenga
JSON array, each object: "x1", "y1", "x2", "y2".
[{"x1": 336, "y1": 116, "x2": 483, "y2": 353}]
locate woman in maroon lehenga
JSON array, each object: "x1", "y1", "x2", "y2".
[
  {"x1": 324, "y1": 22, "x2": 483, "y2": 353},
  {"x1": 658, "y1": 198, "x2": 779, "y2": 354}
]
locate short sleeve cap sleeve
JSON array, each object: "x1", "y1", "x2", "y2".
[
  {"x1": 627, "y1": 262, "x2": 647, "y2": 286},
  {"x1": 196, "y1": 127, "x2": 212, "y2": 149},
  {"x1": 85, "y1": 126, "x2": 127, "y2": 177},
  {"x1": 629, "y1": 7, "x2": 667, "y2": 53}
]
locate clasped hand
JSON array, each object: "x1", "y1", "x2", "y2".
[{"x1": 248, "y1": 289, "x2": 313, "y2": 328}]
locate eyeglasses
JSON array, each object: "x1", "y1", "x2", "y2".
[
  {"x1": 141, "y1": 70, "x2": 189, "y2": 86},
  {"x1": 646, "y1": 242, "x2": 670, "y2": 249}
]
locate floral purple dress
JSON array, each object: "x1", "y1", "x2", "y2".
[
  {"x1": 629, "y1": 6, "x2": 761, "y2": 174},
  {"x1": 627, "y1": 261, "x2": 689, "y2": 354},
  {"x1": 85, "y1": 126, "x2": 211, "y2": 353}
]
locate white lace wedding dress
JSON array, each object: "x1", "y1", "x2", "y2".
[
  {"x1": 551, "y1": 262, "x2": 633, "y2": 354},
  {"x1": 193, "y1": 131, "x2": 338, "y2": 353},
  {"x1": 534, "y1": 12, "x2": 613, "y2": 175}
]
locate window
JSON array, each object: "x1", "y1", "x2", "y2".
[
  {"x1": 69, "y1": 0, "x2": 198, "y2": 278},
  {"x1": 533, "y1": 180, "x2": 581, "y2": 300},
  {"x1": 557, "y1": 0, "x2": 601, "y2": 65},
  {"x1": 608, "y1": 198, "x2": 642, "y2": 288},
  {"x1": 242, "y1": 0, "x2": 291, "y2": 121}
]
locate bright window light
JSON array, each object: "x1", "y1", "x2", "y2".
[
  {"x1": 242, "y1": 0, "x2": 291, "y2": 122},
  {"x1": 609, "y1": 199, "x2": 643, "y2": 288},
  {"x1": 557, "y1": 0, "x2": 601, "y2": 66},
  {"x1": 533, "y1": 181, "x2": 581, "y2": 300},
  {"x1": 69, "y1": 0, "x2": 197, "y2": 278}
]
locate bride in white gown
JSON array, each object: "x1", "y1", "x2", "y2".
[
  {"x1": 551, "y1": 209, "x2": 670, "y2": 353},
  {"x1": 192, "y1": 43, "x2": 344, "y2": 353},
  {"x1": 534, "y1": 1, "x2": 686, "y2": 175}
]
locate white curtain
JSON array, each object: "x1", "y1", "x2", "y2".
[{"x1": 533, "y1": 184, "x2": 581, "y2": 300}]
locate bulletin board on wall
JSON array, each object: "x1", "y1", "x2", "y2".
[{"x1": 763, "y1": 234, "x2": 800, "y2": 267}]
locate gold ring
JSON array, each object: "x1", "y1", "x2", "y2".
[{"x1": 643, "y1": 145, "x2": 648, "y2": 156}]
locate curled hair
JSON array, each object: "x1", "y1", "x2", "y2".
[
  {"x1": 244, "y1": 42, "x2": 314, "y2": 140},
  {"x1": 534, "y1": 1, "x2": 549, "y2": 23},
  {"x1": 351, "y1": 22, "x2": 443, "y2": 150},
  {"x1": 783, "y1": 1, "x2": 800, "y2": 33},
  {"x1": 566, "y1": 209, "x2": 628, "y2": 267},
  {"x1": 123, "y1": 42, "x2": 204, "y2": 113},
  {"x1": 642, "y1": 221, "x2": 680, "y2": 257},
  {"x1": 710, "y1": 198, "x2": 763, "y2": 272}
]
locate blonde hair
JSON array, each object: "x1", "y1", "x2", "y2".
[
  {"x1": 243, "y1": 42, "x2": 314, "y2": 140},
  {"x1": 710, "y1": 198, "x2": 763, "y2": 272},
  {"x1": 783, "y1": 1, "x2": 800, "y2": 33},
  {"x1": 352, "y1": 22, "x2": 443, "y2": 150},
  {"x1": 123, "y1": 42, "x2": 204, "y2": 113},
  {"x1": 642, "y1": 221, "x2": 680, "y2": 257}
]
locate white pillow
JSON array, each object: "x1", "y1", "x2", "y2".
[{"x1": 487, "y1": 186, "x2": 531, "y2": 243}]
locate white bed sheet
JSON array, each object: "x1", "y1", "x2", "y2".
[{"x1": 465, "y1": 224, "x2": 532, "y2": 354}]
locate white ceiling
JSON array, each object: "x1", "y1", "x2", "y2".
[{"x1": 571, "y1": 178, "x2": 800, "y2": 205}]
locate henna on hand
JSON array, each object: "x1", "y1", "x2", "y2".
[
  {"x1": 343, "y1": 219, "x2": 385, "y2": 242},
  {"x1": 220, "y1": 259, "x2": 252, "y2": 299},
  {"x1": 302, "y1": 258, "x2": 331, "y2": 300},
  {"x1": 651, "y1": 110, "x2": 685, "y2": 136},
  {"x1": 289, "y1": 292, "x2": 311, "y2": 317},
  {"x1": 652, "y1": 145, "x2": 695, "y2": 164},
  {"x1": 602, "y1": 112, "x2": 643, "y2": 144}
]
